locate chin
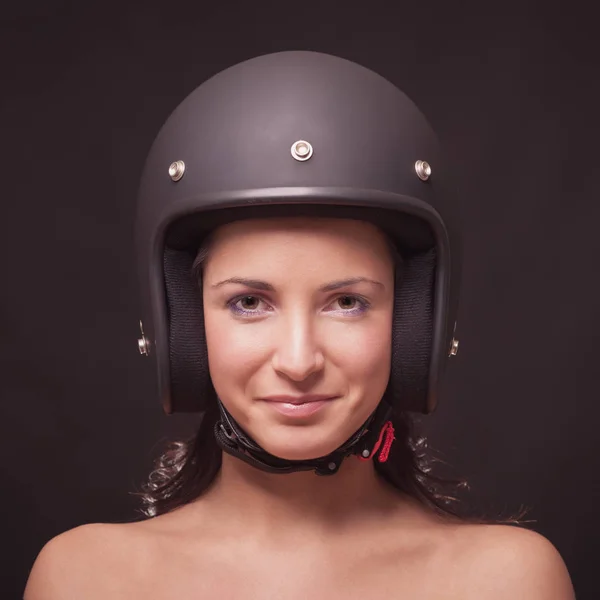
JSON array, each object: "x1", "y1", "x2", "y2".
[
  {"x1": 254, "y1": 431, "x2": 347, "y2": 461},
  {"x1": 270, "y1": 446, "x2": 334, "y2": 461}
]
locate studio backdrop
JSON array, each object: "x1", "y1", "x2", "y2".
[{"x1": 1, "y1": 2, "x2": 597, "y2": 598}]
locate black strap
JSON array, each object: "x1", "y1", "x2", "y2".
[{"x1": 213, "y1": 397, "x2": 393, "y2": 476}]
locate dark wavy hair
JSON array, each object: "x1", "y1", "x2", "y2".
[{"x1": 133, "y1": 228, "x2": 531, "y2": 526}]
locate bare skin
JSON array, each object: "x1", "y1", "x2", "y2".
[
  {"x1": 23, "y1": 484, "x2": 575, "y2": 600},
  {"x1": 24, "y1": 218, "x2": 576, "y2": 599}
]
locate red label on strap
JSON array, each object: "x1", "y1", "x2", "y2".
[
  {"x1": 377, "y1": 421, "x2": 395, "y2": 463},
  {"x1": 357, "y1": 420, "x2": 395, "y2": 463}
]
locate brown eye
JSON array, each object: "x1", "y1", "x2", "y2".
[
  {"x1": 240, "y1": 296, "x2": 260, "y2": 310},
  {"x1": 228, "y1": 295, "x2": 270, "y2": 317},
  {"x1": 338, "y1": 296, "x2": 357, "y2": 309}
]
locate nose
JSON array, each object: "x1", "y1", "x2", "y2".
[{"x1": 271, "y1": 314, "x2": 325, "y2": 382}]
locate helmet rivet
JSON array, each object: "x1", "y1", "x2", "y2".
[
  {"x1": 291, "y1": 140, "x2": 313, "y2": 161},
  {"x1": 138, "y1": 320, "x2": 151, "y2": 356},
  {"x1": 362, "y1": 449, "x2": 370, "y2": 458},
  {"x1": 138, "y1": 337, "x2": 151, "y2": 356},
  {"x1": 415, "y1": 160, "x2": 432, "y2": 181},
  {"x1": 168, "y1": 160, "x2": 185, "y2": 181},
  {"x1": 449, "y1": 338, "x2": 459, "y2": 357},
  {"x1": 328, "y1": 462, "x2": 337, "y2": 470}
]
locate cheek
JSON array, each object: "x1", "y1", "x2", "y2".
[
  {"x1": 203, "y1": 311, "x2": 269, "y2": 396},
  {"x1": 332, "y1": 322, "x2": 392, "y2": 396}
]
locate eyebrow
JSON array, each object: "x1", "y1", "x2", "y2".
[{"x1": 210, "y1": 276, "x2": 385, "y2": 292}]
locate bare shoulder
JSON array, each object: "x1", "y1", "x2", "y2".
[
  {"x1": 24, "y1": 521, "x2": 152, "y2": 600},
  {"x1": 453, "y1": 524, "x2": 576, "y2": 600}
]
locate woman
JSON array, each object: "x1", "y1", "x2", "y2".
[{"x1": 25, "y1": 51, "x2": 575, "y2": 599}]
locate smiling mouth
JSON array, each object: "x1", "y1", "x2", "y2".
[
  {"x1": 263, "y1": 397, "x2": 335, "y2": 418},
  {"x1": 261, "y1": 395, "x2": 337, "y2": 405}
]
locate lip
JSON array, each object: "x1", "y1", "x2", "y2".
[
  {"x1": 264, "y1": 399, "x2": 333, "y2": 418},
  {"x1": 260, "y1": 395, "x2": 338, "y2": 419},
  {"x1": 261, "y1": 395, "x2": 337, "y2": 405}
]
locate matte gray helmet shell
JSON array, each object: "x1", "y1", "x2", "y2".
[{"x1": 135, "y1": 50, "x2": 461, "y2": 420}]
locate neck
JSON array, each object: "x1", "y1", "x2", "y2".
[{"x1": 198, "y1": 451, "x2": 410, "y2": 542}]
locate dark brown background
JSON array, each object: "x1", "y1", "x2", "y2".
[{"x1": 2, "y1": 2, "x2": 597, "y2": 598}]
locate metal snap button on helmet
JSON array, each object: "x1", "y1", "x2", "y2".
[
  {"x1": 449, "y1": 338, "x2": 460, "y2": 357},
  {"x1": 137, "y1": 321, "x2": 151, "y2": 356},
  {"x1": 291, "y1": 140, "x2": 313, "y2": 161},
  {"x1": 168, "y1": 160, "x2": 186, "y2": 181},
  {"x1": 415, "y1": 160, "x2": 432, "y2": 181}
]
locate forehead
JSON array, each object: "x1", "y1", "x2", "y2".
[
  {"x1": 210, "y1": 216, "x2": 389, "y2": 248},
  {"x1": 206, "y1": 217, "x2": 393, "y2": 270}
]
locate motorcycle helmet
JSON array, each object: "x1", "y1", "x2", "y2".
[{"x1": 134, "y1": 50, "x2": 461, "y2": 476}]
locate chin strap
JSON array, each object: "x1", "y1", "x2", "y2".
[{"x1": 213, "y1": 397, "x2": 396, "y2": 476}]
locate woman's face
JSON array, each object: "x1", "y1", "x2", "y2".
[{"x1": 202, "y1": 217, "x2": 395, "y2": 461}]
